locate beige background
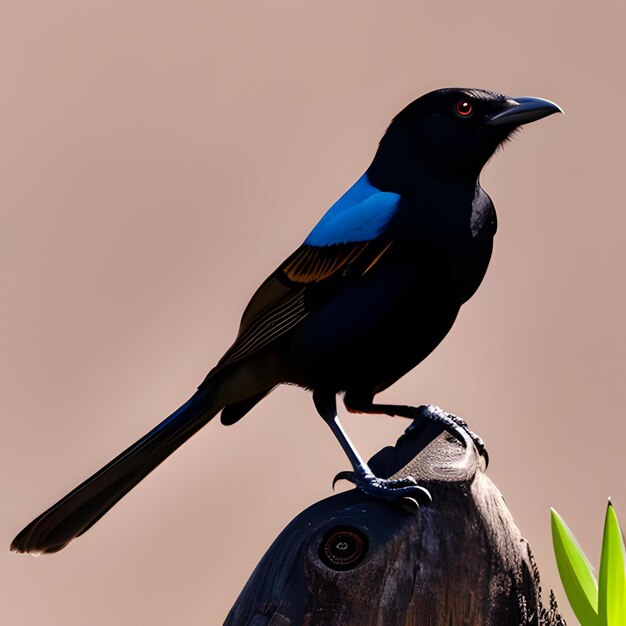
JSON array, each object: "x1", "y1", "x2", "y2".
[{"x1": 2, "y1": 1, "x2": 625, "y2": 624}]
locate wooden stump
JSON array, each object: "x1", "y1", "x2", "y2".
[{"x1": 225, "y1": 419, "x2": 566, "y2": 626}]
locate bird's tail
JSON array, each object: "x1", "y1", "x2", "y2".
[{"x1": 11, "y1": 386, "x2": 221, "y2": 554}]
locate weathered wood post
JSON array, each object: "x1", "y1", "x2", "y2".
[{"x1": 225, "y1": 418, "x2": 566, "y2": 626}]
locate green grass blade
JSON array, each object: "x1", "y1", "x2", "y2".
[
  {"x1": 598, "y1": 502, "x2": 626, "y2": 626},
  {"x1": 551, "y1": 508, "x2": 599, "y2": 626}
]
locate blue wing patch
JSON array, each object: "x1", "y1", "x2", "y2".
[{"x1": 305, "y1": 174, "x2": 400, "y2": 246}]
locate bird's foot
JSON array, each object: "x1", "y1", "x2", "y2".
[
  {"x1": 333, "y1": 468, "x2": 432, "y2": 511},
  {"x1": 406, "y1": 404, "x2": 489, "y2": 466}
]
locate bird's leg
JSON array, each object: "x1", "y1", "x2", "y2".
[
  {"x1": 343, "y1": 395, "x2": 488, "y2": 466},
  {"x1": 313, "y1": 390, "x2": 432, "y2": 507}
]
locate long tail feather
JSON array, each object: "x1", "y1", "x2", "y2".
[{"x1": 11, "y1": 387, "x2": 221, "y2": 554}]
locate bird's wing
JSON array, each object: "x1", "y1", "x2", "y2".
[{"x1": 215, "y1": 175, "x2": 400, "y2": 368}]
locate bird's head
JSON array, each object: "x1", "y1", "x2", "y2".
[{"x1": 372, "y1": 88, "x2": 562, "y2": 185}]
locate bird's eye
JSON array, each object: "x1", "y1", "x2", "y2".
[{"x1": 455, "y1": 100, "x2": 474, "y2": 118}]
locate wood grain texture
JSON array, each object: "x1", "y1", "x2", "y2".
[{"x1": 225, "y1": 420, "x2": 565, "y2": 626}]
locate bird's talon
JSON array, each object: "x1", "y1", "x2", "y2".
[
  {"x1": 350, "y1": 471, "x2": 432, "y2": 506},
  {"x1": 331, "y1": 465, "x2": 431, "y2": 506},
  {"x1": 409, "y1": 404, "x2": 489, "y2": 466},
  {"x1": 387, "y1": 475, "x2": 418, "y2": 488}
]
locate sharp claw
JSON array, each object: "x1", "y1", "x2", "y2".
[
  {"x1": 400, "y1": 486, "x2": 433, "y2": 513},
  {"x1": 401, "y1": 497, "x2": 420, "y2": 513},
  {"x1": 332, "y1": 471, "x2": 357, "y2": 489},
  {"x1": 412, "y1": 485, "x2": 433, "y2": 506}
]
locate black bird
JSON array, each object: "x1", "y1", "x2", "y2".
[{"x1": 11, "y1": 88, "x2": 561, "y2": 554}]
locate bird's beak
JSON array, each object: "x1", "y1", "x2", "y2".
[{"x1": 489, "y1": 96, "x2": 563, "y2": 126}]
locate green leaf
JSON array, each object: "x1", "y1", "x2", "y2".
[
  {"x1": 598, "y1": 502, "x2": 626, "y2": 626},
  {"x1": 551, "y1": 508, "x2": 599, "y2": 626}
]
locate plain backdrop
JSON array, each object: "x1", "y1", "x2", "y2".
[{"x1": 2, "y1": 1, "x2": 625, "y2": 624}]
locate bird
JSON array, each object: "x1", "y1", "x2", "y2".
[{"x1": 11, "y1": 88, "x2": 561, "y2": 555}]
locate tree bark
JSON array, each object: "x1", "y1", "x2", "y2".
[{"x1": 225, "y1": 418, "x2": 566, "y2": 626}]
